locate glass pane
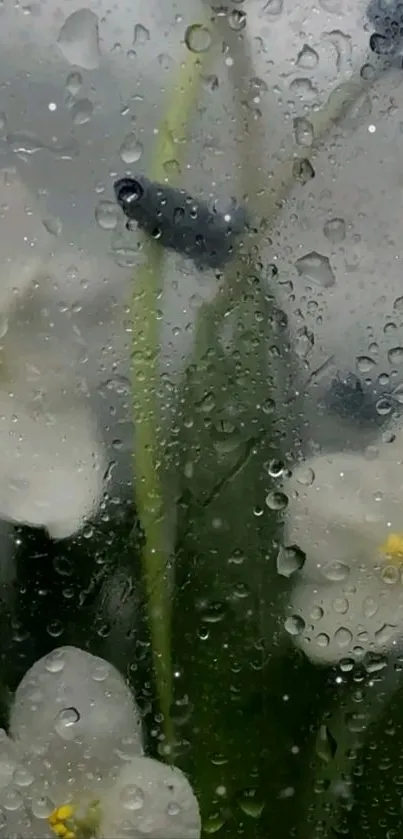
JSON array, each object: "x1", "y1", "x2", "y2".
[{"x1": 0, "y1": 0, "x2": 401, "y2": 836}]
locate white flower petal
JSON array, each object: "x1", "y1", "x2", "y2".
[
  {"x1": 100, "y1": 757, "x2": 201, "y2": 839},
  {"x1": 283, "y1": 446, "x2": 403, "y2": 581},
  {"x1": 0, "y1": 391, "x2": 105, "y2": 539},
  {"x1": 10, "y1": 647, "x2": 143, "y2": 767},
  {"x1": 288, "y1": 568, "x2": 403, "y2": 664}
]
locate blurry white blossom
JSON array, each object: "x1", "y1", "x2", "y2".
[
  {"x1": 0, "y1": 646, "x2": 200, "y2": 837},
  {"x1": 283, "y1": 429, "x2": 403, "y2": 664}
]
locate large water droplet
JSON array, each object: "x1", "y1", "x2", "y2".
[
  {"x1": 185, "y1": 23, "x2": 213, "y2": 53},
  {"x1": 237, "y1": 788, "x2": 264, "y2": 818},
  {"x1": 119, "y1": 133, "x2": 143, "y2": 164},
  {"x1": 133, "y1": 23, "x2": 150, "y2": 45},
  {"x1": 65, "y1": 71, "x2": 83, "y2": 95},
  {"x1": 57, "y1": 9, "x2": 101, "y2": 71},
  {"x1": 228, "y1": 8, "x2": 247, "y2": 29},
  {"x1": 277, "y1": 545, "x2": 306, "y2": 578},
  {"x1": 296, "y1": 45, "x2": 319, "y2": 69},
  {"x1": 119, "y1": 785, "x2": 144, "y2": 811},
  {"x1": 71, "y1": 98, "x2": 93, "y2": 125},
  {"x1": 263, "y1": 0, "x2": 284, "y2": 16},
  {"x1": 284, "y1": 614, "x2": 305, "y2": 636},
  {"x1": 265, "y1": 490, "x2": 289, "y2": 511},
  {"x1": 289, "y1": 77, "x2": 318, "y2": 101},
  {"x1": 295, "y1": 251, "x2": 335, "y2": 287},
  {"x1": 316, "y1": 724, "x2": 337, "y2": 763},
  {"x1": 54, "y1": 706, "x2": 80, "y2": 739},
  {"x1": 95, "y1": 200, "x2": 118, "y2": 230},
  {"x1": 293, "y1": 116, "x2": 314, "y2": 147},
  {"x1": 356, "y1": 356, "x2": 375, "y2": 375},
  {"x1": 388, "y1": 347, "x2": 403, "y2": 365},
  {"x1": 323, "y1": 217, "x2": 346, "y2": 244}
]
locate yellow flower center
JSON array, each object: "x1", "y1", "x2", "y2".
[
  {"x1": 380, "y1": 532, "x2": 403, "y2": 565},
  {"x1": 48, "y1": 801, "x2": 101, "y2": 839}
]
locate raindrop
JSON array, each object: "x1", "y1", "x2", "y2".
[
  {"x1": 54, "y1": 706, "x2": 80, "y2": 739},
  {"x1": 324, "y1": 29, "x2": 352, "y2": 73},
  {"x1": 277, "y1": 545, "x2": 306, "y2": 578},
  {"x1": 316, "y1": 724, "x2": 337, "y2": 763},
  {"x1": 323, "y1": 217, "x2": 346, "y2": 244},
  {"x1": 334, "y1": 626, "x2": 353, "y2": 647},
  {"x1": 119, "y1": 785, "x2": 144, "y2": 811},
  {"x1": 362, "y1": 595, "x2": 378, "y2": 619},
  {"x1": 289, "y1": 77, "x2": 318, "y2": 101},
  {"x1": 202, "y1": 601, "x2": 226, "y2": 624},
  {"x1": 95, "y1": 200, "x2": 118, "y2": 230},
  {"x1": 388, "y1": 347, "x2": 403, "y2": 365},
  {"x1": 31, "y1": 796, "x2": 54, "y2": 819},
  {"x1": 295, "y1": 251, "x2": 335, "y2": 287},
  {"x1": 42, "y1": 216, "x2": 62, "y2": 237},
  {"x1": 119, "y1": 133, "x2": 143, "y2": 164},
  {"x1": 356, "y1": 356, "x2": 375, "y2": 374},
  {"x1": 65, "y1": 71, "x2": 83, "y2": 95},
  {"x1": 292, "y1": 158, "x2": 315, "y2": 184},
  {"x1": 296, "y1": 467, "x2": 315, "y2": 486},
  {"x1": 211, "y1": 420, "x2": 242, "y2": 454},
  {"x1": 293, "y1": 116, "x2": 314, "y2": 147},
  {"x1": 263, "y1": 0, "x2": 284, "y2": 15},
  {"x1": 167, "y1": 802, "x2": 181, "y2": 817},
  {"x1": 44, "y1": 650, "x2": 65, "y2": 673},
  {"x1": 284, "y1": 614, "x2": 305, "y2": 636},
  {"x1": 296, "y1": 45, "x2": 319, "y2": 69},
  {"x1": 294, "y1": 326, "x2": 314, "y2": 358},
  {"x1": 322, "y1": 561, "x2": 350, "y2": 582},
  {"x1": 2, "y1": 790, "x2": 23, "y2": 812},
  {"x1": 375, "y1": 623, "x2": 396, "y2": 645},
  {"x1": 394, "y1": 295, "x2": 403, "y2": 312},
  {"x1": 133, "y1": 23, "x2": 150, "y2": 45},
  {"x1": 57, "y1": 9, "x2": 101, "y2": 71},
  {"x1": 265, "y1": 490, "x2": 289, "y2": 511},
  {"x1": 203, "y1": 813, "x2": 226, "y2": 834},
  {"x1": 13, "y1": 768, "x2": 34, "y2": 788},
  {"x1": 228, "y1": 9, "x2": 247, "y2": 29},
  {"x1": 332, "y1": 597, "x2": 349, "y2": 615},
  {"x1": 237, "y1": 788, "x2": 264, "y2": 818},
  {"x1": 185, "y1": 23, "x2": 213, "y2": 53},
  {"x1": 71, "y1": 98, "x2": 93, "y2": 125}
]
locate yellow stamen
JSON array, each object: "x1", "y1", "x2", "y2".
[
  {"x1": 380, "y1": 532, "x2": 403, "y2": 564},
  {"x1": 48, "y1": 805, "x2": 76, "y2": 839}
]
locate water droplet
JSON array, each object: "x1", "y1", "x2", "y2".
[
  {"x1": 13, "y1": 767, "x2": 34, "y2": 788},
  {"x1": 296, "y1": 45, "x2": 319, "y2": 69},
  {"x1": 2, "y1": 789, "x2": 23, "y2": 812},
  {"x1": 65, "y1": 71, "x2": 83, "y2": 95},
  {"x1": 119, "y1": 133, "x2": 143, "y2": 164},
  {"x1": 54, "y1": 706, "x2": 80, "y2": 739},
  {"x1": 323, "y1": 217, "x2": 346, "y2": 244},
  {"x1": 334, "y1": 626, "x2": 353, "y2": 647},
  {"x1": 332, "y1": 597, "x2": 349, "y2": 615},
  {"x1": 120, "y1": 785, "x2": 144, "y2": 811},
  {"x1": 202, "y1": 601, "x2": 226, "y2": 624},
  {"x1": 293, "y1": 158, "x2": 315, "y2": 184},
  {"x1": 263, "y1": 0, "x2": 284, "y2": 16},
  {"x1": 166, "y1": 801, "x2": 181, "y2": 817},
  {"x1": 324, "y1": 29, "x2": 352, "y2": 73},
  {"x1": 265, "y1": 491, "x2": 288, "y2": 511},
  {"x1": 42, "y1": 216, "x2": 62, "y2": 237},
  {"x1": 57, "y1": 9, "x2": 101, "y2": 71},
  {"x1": 294, "y1": 326, "x2": 314, "y2": 358},
  {"x1": 388, "y1": 347, "x2": 403, "y2": 365},
  {"x1": 277, "y1": 545, "x2": 306, "y2": 578},
  {"x1": 392, "y1": 383, "x2": 403, "y2": 404},
  {"x1": 293, "y1": 116, "x2": 314, "y2": 147},
  {"x1": 133, "y1": 23, "x2": 150, "y2": 45},
  {"x1": 95, "y1": 200, "x2": 118, "y2": 230},
  {"x1": 375, "y1": 623, "x2": 396, "y2": 645},
  {"x1": 185, "y1": 23, "x2": 212, "y2": 53},
  {"x1": 316, "y1": 725, "x2": 337, "y2": 763},
  {"x1": 356, "y1": 356, "x2": 375, "y2": 374},
  {"x1": 228, "y1": 9, "x2": 247, "y2": 29},
  {"x1": 323, "y1": 561, "x2": 350, "y2": 582},
  {"x1": 295, "y1": 251, "x2": 335, "y2": 288},
  {"x1": 296, "y1": 467, "x2": 315, "y2": 486},
  {"x1": 71, "y1": 98, "x2": 93, "y2": 125},
  {"x1": 237, "y1": 788, "x2": 264, "y2": 818},
  {"x1": 44, "y1": 650, "x2": 65, "y2": 673},
  {"x1": 31, "y1": 796, "x2": 54, "y2": 819},
  {"x1": 211, "y1": 420, "x2": 242, "y2": 454},
  {"x1": 284, "y1": 614, "x2": 305, "y2": 636},
  {"x1": 362, "y1": 595, "x2": 378, "y2": 619},
  {"x1": 289, "y1": 77, "x2": 318, "y2": 101}
]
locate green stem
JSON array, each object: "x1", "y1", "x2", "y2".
[{"x1": 131, "y1": 47, "x2": 208, "y2": 750}]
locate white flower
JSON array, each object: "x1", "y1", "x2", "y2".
[
  {"x1": 0, "y1": 646, "x2": 201, "y2": 838},
  {"x1": 282, "y1": 432, "x2": 403, "y2": 665}
]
